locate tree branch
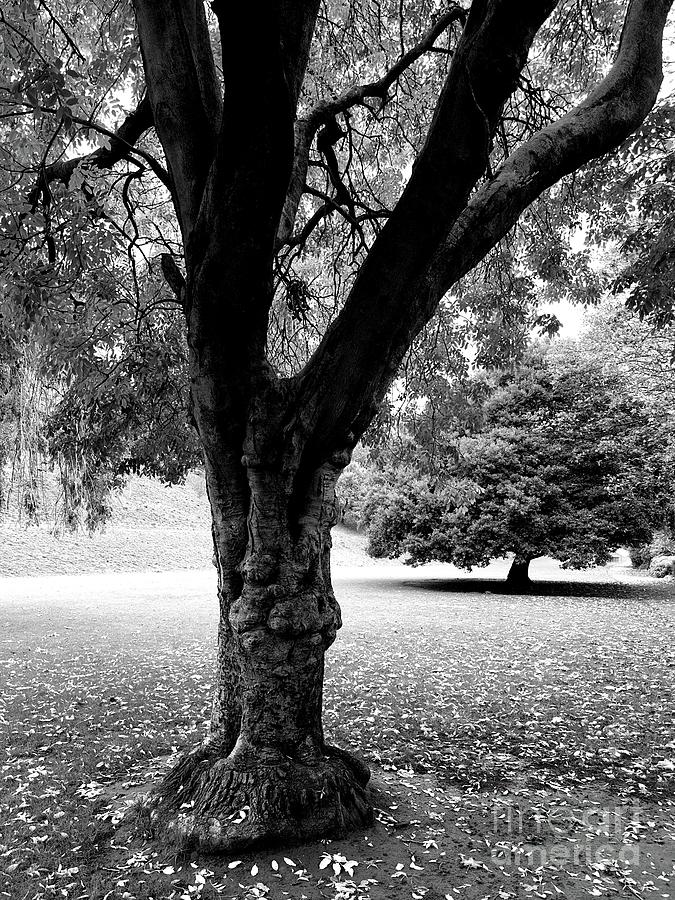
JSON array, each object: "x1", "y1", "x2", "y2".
[
  {"x1": 425, "y1": 0, "x2": 673, "y2": 301},
  {"x1": 36, "y1": 0, "x2": 86, "y2": 62},
  {"x1": 26, "y1": 95, "x2": 166, "y2": 204},
  {"x1": 276, "y1": 2, "x2": 467, "y2": 246},
  {"x1": 279, "y1": 186, "x2": 390, "y2": 254},
  {"x1": 311, "y1": 3, "x2": 467, "y2": 119},
  {"x1": 132, "y1": 0, "x2": 222, "y2": 241},
  {"x1": 39, "y1": 99, "x2": 168, "y2": 191},
  {"x1": 295, "y1": 0, "x2": 673, "y2": 466}
]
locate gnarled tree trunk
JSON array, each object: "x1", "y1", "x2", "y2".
[{"x1": 149, "y1": 368, "x2": 371, "y2": 851}]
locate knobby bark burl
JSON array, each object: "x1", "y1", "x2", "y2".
[{"x1": 120, "y1": 0, "x2": 673, "y2": 850}]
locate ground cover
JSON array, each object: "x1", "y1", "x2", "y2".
[{"x1": 1, "y1": 560, "x2": 673, "y2": 900}]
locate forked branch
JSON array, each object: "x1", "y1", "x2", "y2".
[
  {"x1": 295, "y1": 0, "x2": 673, "y2": 463},
  {"x1": 26, "y1": 95, "x2": 164, "y2": 203}
]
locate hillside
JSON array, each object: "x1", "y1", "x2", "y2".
[{"x1": 0, "y1": 472, "x2": 377, "y2": 577}]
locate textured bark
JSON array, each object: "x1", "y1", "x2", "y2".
[
  {"x1": 150, "y1": 397, "x2": 372, "y2": 849},
  {"x1": 506, "y1": 556, "x2": 531, "y2": 588}
]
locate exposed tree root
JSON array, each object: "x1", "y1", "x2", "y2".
[{"x1": 147, "y1": 742, "x2": 373, "y2": 852}]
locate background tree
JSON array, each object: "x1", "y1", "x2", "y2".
[
  {"x1": 0, "y1": 266, "x2": 200, "y2": 528},
  {"x1": 555, "y1": 298, "x2": 675, "y2": 408},
  {"x1": 0, "y1": 0, "x2": 673, "y2": 851},
  {"x1": 364, "y1": 355, "x2": 672, "y2": 584},
  {"x1": 554, "y1": 298, "x2": 675, "y2": 561},
  {"x1": 576, "y1": 98, "x2": 675, "y2": 329}
]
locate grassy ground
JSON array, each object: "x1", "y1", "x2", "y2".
[{"x1": 1, "y1": 558, "x2": 673, "y2": 900}]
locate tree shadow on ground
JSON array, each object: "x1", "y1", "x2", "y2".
[{"x1": 403, "y1": 577, "x2": 671, "y2": 599}]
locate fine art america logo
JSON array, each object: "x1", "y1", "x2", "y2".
[{"x1": 491, "y1": 799, "x2": 643, "y2": 868}]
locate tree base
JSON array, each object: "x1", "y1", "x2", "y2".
[
  {"x1": 506, "y1": 557, "x2": 531, "y2": 588},
  {"x1": 147, "y1": 742, "x2": 373, "y2": 852}
]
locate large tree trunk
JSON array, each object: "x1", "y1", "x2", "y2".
[
  {"x1": 148, "y1": 388, "x2": 372, "y2": 850},
  {"x1": 506, "y1": 555, "x2": 531, "y2": 588},
  {"x1": 128, "y1": 0, "x2": 673, "y2": 855}
]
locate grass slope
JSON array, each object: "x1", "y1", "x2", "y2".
[{"x1": 0, "y1": 473, "x2": 380, "y2": 577}]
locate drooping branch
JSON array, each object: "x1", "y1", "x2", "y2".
[
  {"x1": 36, "y1": 0, "x2": 86, "y2": 62},
  {"x1": 277, "y1": 3, "x2": 467, "y2": 246}
]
